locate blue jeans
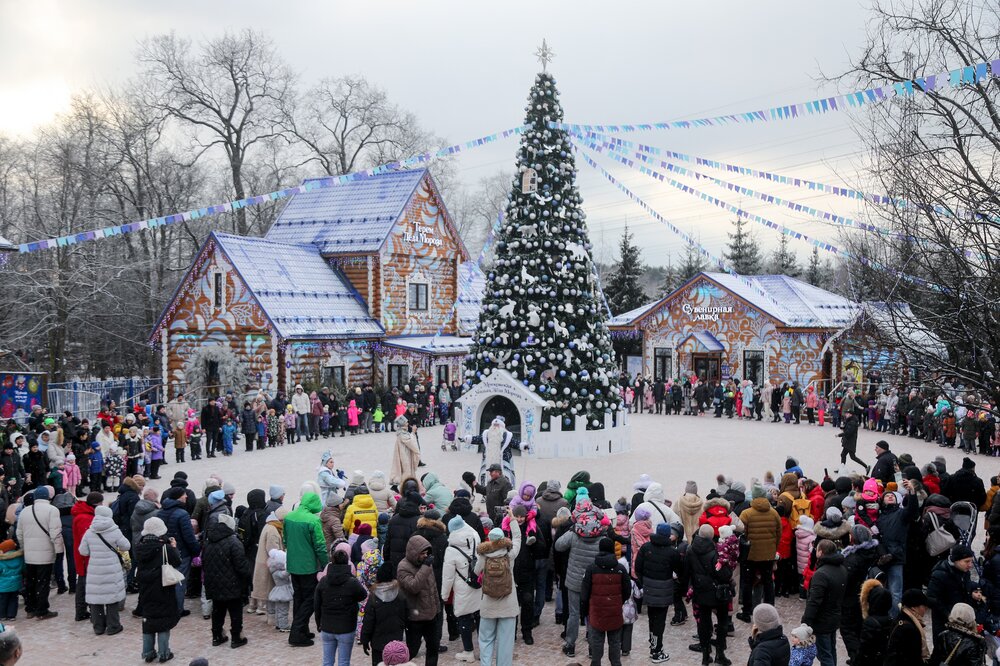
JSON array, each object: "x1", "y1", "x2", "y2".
[
  {"x1": 886, "y1": 563, "x2": 903, "y2": 618},
  {"x1": 479, "y1": 616, "x2": 516, "y2": 666},
  {"x1": 815, "y1": 632, "x2": 837, "y2": 666},
  {"x1": 321, "y1": 630, "x2": 354, "y2": 666},
  {"x1": 175, "y1": 556, "x2": 191, "y2": 612},
  {"x1": 142, "y1": 631, "x2": 170, "y2": 660},
  {"x1": 297, "y1": 414, "x2": 310, "y2": 440},
  {"x1": 533, "y1": 559, "x2": 549, "y2": 620}
]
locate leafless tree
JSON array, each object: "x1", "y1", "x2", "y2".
[
  {"x1": 449, "y1": 170, "x2": 511, "y2": 260},
  {"x1": 138, "y1": 30, "x2": 295, "y2": 235},
  {"x1": 837, "y1": 0, "x2": 1000, "y2": 406}
]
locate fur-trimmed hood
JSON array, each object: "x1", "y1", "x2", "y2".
[
  {"x1": 814, "y1": 520, "x2": 851, "y2": 541},
  {"x1": 477, "y1": 536, "x2": 512, "y2": 556},
  {"x1": 860, "y1": 579, "x2": 891, "y2": 619},
  {"x1": 416, "y1": 517, "x2": 445, "y2": 533},
  {"x1": 703, "y1": 497, "x2": 731, "y2": 512}
]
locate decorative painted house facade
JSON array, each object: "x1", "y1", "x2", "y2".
[
  {"x1": 151, "y1": 169, "x2": 484, "y2": 399},
  {"x1": 608, "y1": 272, "x2": 940, "y2": 393}
]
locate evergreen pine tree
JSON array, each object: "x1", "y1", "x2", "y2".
[
  {"x1": 768, "y1": 234, "x2": 800, "y2": 277},
  {"x1": 604, "y1": 223, "x2": 648, "y2": 313},
  {"x1": 676, "y1": 235, "x2": 707, "y2": 284},
  {"x1": 724, "y1": 214, "x2": 763, "y2": 274},
  {"x1": 464, "y1": 71, "x2": 622, "y2": 429},
  {"x1": 805, "y1": 246, "x2": 823, "y2": 286},
  {"x1": 657, "y1": 257, "x2": 679, "y2": 298}
]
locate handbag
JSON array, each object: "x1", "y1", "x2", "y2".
[
  {"x1": 925, "y1": 513, "x2": 957, "y2": 557},
  {"x1": 161, "y1": 545, "x2": 185, "y2": 586},
  {"x1": 96, "y1": 531, "x2": 132, "y2": 574}
]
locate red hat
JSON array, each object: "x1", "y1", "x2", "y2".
[{"x1": 356, "y1": 522, "x2": 372, "y2": 536}]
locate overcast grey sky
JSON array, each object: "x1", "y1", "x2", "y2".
[{"x1": 0, "y1": 0, "x2": 877, "y2": 268}]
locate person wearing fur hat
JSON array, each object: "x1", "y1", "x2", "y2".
[
  {"x1": 78, "y1": 504, "x2": 130, "y2": 636},
  {"x1": 736, "y1": 482, "x2": 781, "y2": 623},
  {"x1": 555, "y1": 495, "x2": 609, "y2": 658},
  {"x1": 856, "y1": 579, "x2": 893, "y2": 665},
  {"x1": 929, "y1": 602, "x2": 987, "y2": 665},
  {"x1": 927, "y1": 543, "x2": 983, "y2": 637},
  {"x1": 635, "y1": 521, "x2": 682, "y2": 662},
  {"x1": 885, "y1": 588, "x2": 931, "y2": 663},
  {"x1": 202, "y1": 512, "x2": 251, "y2": 649},
  {"x1": 136, "y1": 516, "x2": 182, "y2": 662},
  {"x1": 581, "y1": 537, "x2": 631, "y2": 666}
]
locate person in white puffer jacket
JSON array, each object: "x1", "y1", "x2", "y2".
[
  {"x1": 629, "y1": 482, "x2": 683, "y2": 533},
  {"x1": 441, "y1": 516, "x2": 482, "y2": 663},
  {"x1": 78, "y1": 504, "x2": 130, "y2": 635}
]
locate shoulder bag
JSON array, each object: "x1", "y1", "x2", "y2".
[
  {"x1": 96, "y1": 531, "x2": 132, "y2": 574},
  {"x1": 925, "y1": 513, "x2": 956, "y2": 557},
  {"x1": 160, "y1": 544, "x2": 185, "y2": 586},
  {"x1": 447, "y1": 545, "x2": 482, "y2": 589}
]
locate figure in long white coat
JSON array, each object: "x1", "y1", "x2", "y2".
[{"x1": 479, "y1": 416, "x2": 515, "y2": 487}]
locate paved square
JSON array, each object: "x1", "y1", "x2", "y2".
[{"x1": 17, "y1": 412, "x2": 977, "y2": 664}]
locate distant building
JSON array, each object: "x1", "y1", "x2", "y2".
[
  {"x1": 150, "y1": 169, "x2": 485, "y2": 399},
  {"x1": 608, "y1": 272, "x2": 937, "y2": 393}
]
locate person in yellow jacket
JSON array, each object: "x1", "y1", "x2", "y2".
[{"x1": 342, "y1": 485, "x2": 379, "y2": 537}]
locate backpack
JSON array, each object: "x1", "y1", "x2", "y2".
[
  {"x1": 448, "y1": 545, "x2": 481, "y2": 590},
  {"x1": 782, "y1": 492, "x2": 811, "y2": 525},
  {"x1": 481, "y1": 554, "x2": 512, "y2": 599}
]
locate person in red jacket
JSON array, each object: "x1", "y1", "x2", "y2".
[
  {"x1": 71, "y1": 491, "x2": 104, "y2": 622},
  {"x1": 581, "y1": 537, "x2": 631, "y2": 666},
  {"x1": 802, "y1": 480, "x2": 826, "y2": 523},
  {"x1": 775, "y1": 505, "x2": 797, "y2": 598}
]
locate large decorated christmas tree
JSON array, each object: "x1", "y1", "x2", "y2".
[{"x1": 464, "y1": 66, "x2": 622, "y2": 430}]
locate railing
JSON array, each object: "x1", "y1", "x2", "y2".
[{"x1": 47, "y1": 377, "x2": 161, "y2": 413}]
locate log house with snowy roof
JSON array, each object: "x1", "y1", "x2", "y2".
[{"x1": 150, "y1": 169, "x2": 485, "y2": 399}]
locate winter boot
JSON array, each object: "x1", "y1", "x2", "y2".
[
  {"x1": 231, "y1": 633, "x2": 248, "y2": 649},
  {"x1": 211, "y1": 633, "x2": 228, "y2": 647},
  {"x1": 701, "y1": 648, "x2": 712, "y2": 665},
  {"x1": 714, "y1": 645, "x2": 731, "y2": 666}
]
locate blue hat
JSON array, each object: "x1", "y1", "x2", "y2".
[
  {"x1": 33, "y1": 486, "x2": 50, "y2": 501},
  {"x1": 488, "y1": 527, "x2": 504, "y2": 541},
  {"x1": 448, "y1": 516, "x2": 466, "y2": 533},
  {"x1": 655, "y1": 522, "x2": 673, "y2": 537},
  {"x1": 208, "y1": 489, "x2": 225, "y2": 505}
]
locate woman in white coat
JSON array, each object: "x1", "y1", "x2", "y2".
[
  {"x1": 78, "y1": 504, "x2": 131, "y2": 635},
  {"x1": 474, "y1": 510, "x2": 521, "y2": 666},
  {"x1": 441, "y1": 516, "x2": 483, "y2": 663}
]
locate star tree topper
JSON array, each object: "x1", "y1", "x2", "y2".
[{"x1": 535, "y1": 39, "x2": 555, "y2": 71}]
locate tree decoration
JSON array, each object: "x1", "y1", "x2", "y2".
[{"x1": 464, "y1": 70, "x2": 622, "y2": 428}]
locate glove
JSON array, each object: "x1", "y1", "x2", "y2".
[
  {"x1": 191, "y1": 556, "x2": 202, "y2": 567},
  {"x1": 336, "y1": 469, "x2": 347, "y2": 480},
  {"x1": 423, "y1": 555, "x2": 435, "y2": 567}
]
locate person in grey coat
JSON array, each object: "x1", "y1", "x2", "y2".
[
  {"x1": 130, "y1": 487, "x2": 160, "y2": 549},
  {"x1": 78, "y1": 505, "x2": 130, "y2": 635},
  {"x1": 554, "y1": 498, "x2": 607, "y2": 658}
]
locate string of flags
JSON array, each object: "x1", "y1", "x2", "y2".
[
  {"x1": 573, "y1": 129, "x2": 1000, "y2": 228},
  {"x1": 573, "y1": 138, "x2": 951, "y2": 295},
  {"x1": 13, "y1": 126, "x2": 527, "y2": 255},
  {"x1": 552, "y1": 59, "x2": 1000, "y2": 134}
]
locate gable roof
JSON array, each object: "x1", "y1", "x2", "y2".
[
  {"x1": 678, "y1": 331, "x2": 725, "y2": 352},
  {"x1": 212, "y1": 233, "x2": 383, "y2": 340},
  {"x1": 610, "y1": 271, "x2": 859, "y2": 329},
  {"x1": 265, "y1": 169, "x2": 427, "y2": 253}
]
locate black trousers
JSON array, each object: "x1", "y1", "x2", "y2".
[
  {"x1": 406, "y1": 614, "x2": 441, "y2": 666},
  {"x1": 205, "y1": 428, "x2": 219, "y2": 456},
  {"x1": 740, "y1": 560, "x2": 774, "y2": 614},
  {"x1": 24, "y1": 563, "x2": 53, "y2": 615},
  {"x1": 244, "y1": 432, "x2": 255, "y2": 452},
  {"x1": 517, "y1": 583, "x2": 534, "y2": 638},
  {"x1": 290, "y1": 573, "x2": 318, "y2": 643},
  {"x1": 211, "y1": 597, "x2": 243, "y2": 638},
  {"x1": 647, "y1": 605, "x2": 669, "y2": 654},
  {"x1": 695, "y1": 603, "x2": 728, "y2": 650}
]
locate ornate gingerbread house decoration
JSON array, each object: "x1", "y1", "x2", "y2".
[{"x1": 151, "y1": 169, "x2": 485, "y2": 398}]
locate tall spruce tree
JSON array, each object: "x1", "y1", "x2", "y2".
[
  {"x1": 464, "y1": 71, "x2": 622, "y2": 429},
  {"x1": 604, "y1": 224, "x2": 648, "y2": 313},
  {"x1": 805, "y1": 246, "x2": 829, "y2": 288},
  {"x1": 724, "y1": 214, "x2": 763, "y2": 274},
  {"x1": 768, "y1": 234, "x2": 800, "y2": 277},
  {"x1": 657, "y1": 258, "x2": 679, "y2": 297},
  {"x1": 677, "y1": 236, "x2": 708, "y2": 284}
]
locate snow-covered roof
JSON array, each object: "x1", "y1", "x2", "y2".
[
  {"x1": 608, "y1": 301, "x2": 659, "y2": 326},
  {"x1": 456, "y1": 261, "x2": 487, "y2": 335},
  {"x1": 383, "y1": 335, "x2": 472, "y2": 355},
  {"x1": 214, "y1": 233, "x2": 383, "y2": 340},
  {"x1": 266, "y1": 169, "x2": 427, "y2": 253},
  {"x1": 856, "y1": 302, "x2": 948, "y2": 359},
  {"x1": 679, "y1": 331, "x2": 725, "y2": 352}
]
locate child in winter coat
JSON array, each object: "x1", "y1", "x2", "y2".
[
  {"x1": 283, "y1": 406, "x2": 296, "y2": 445},
  {"x1": 185, "y1": 409, "x2": 200, "y2": 437},
  {"x1": 256, "y1": 413, "x2": 266, "y2": 448},
  {"x1": 629, "y1": 507, "x2": 653, "y2": 572},
  {"x1": 789, "y1": 623, "x2": 817, "y2": 665},
  {"x1": 188, "y1": 426, "x2": 203, "y2": 460},
  {"x1": 220, "y1": 418, "x2": 237, "y2": 456},
  {"x1": 267, "y1": 548, "x2": 293, "y2": 631},
  {"x1": 103, "y1": 445, "x2": 125, "y2": 493},
  {"x1": 441, "y1": 420, "x2": 457, "y2": 451},
  {"x1": 0, "y1": 539, "x2": 24, "y2": 621},
  {"x1": 147, "y1": 426, "x2": 165, "y2": 478},
  {"x1": 265, "y1": 409, "x2": 282, "y2": 448},
  {"x1": 87, "y1": 438, "x2": 105, "y2": 491},
  {"x1": 321, "y1": 405, "x2": 331, "y2": 437},
  {"x1": 372, "y1": 406, "x2": 384, "y2": 433},
  {"x1": 61, "y1": 454, "x2": 82, "y2": 497},
  {"x1": 794, "y1": 516, "x2": 817, "y2": 598},
  {"x1": 172, "y1": 421, "x2": 187, "y2": 462},
  {"x1": 347, "y1": 400, "x2": 360, "y2": 435},
  {"x1": 855, "y1": 479, "x2": 880, "y2": 528},
  {"x1": 817, "y1": 396, "x2": 826, "y2": 426},
  {"x1": 716, "y1": 524, "x2": 740, "y2": 572}
]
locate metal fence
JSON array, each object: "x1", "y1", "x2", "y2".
[{"x1": 47, "y1": 377, "x2": 161, "y2": 417}]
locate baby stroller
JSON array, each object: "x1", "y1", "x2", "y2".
[{"x1": 950, "y1": 501, "x2": 980, "y2": 573}]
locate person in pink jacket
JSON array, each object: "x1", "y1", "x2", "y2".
[
  {"x1": 794, "y1": 515, "x2": 816, "y2": 594},
  {"x1": 347, "y1": 400, "x2": 360, "y2": 435},
  {"x1": 804, "y1": 386, "x2": 819, "y2": 424}
]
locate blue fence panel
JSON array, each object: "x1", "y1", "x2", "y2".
[{"x1": 47, "y1": 377, "x2": 161, "y2": 411}]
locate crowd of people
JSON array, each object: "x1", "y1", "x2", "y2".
[{"x1": 0, "y1": 379, "x2": 998, "y2": 665}]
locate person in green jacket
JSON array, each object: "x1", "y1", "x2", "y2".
[
  {"x1": 564, "y1": 471, "x2": 591, "y2": 509},
  {"x1": 284, "y1": 492, "x2": 327, "y2": 647}
]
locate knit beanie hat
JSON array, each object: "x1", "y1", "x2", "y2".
[
  {"x1": 326, "y1": 491, "x2": 344, "y2": 508},
  {"x1": 511, "y1": 505, "x2": 527, "y2": 518},
  {"x1": 950, "y1": 544, "x2": 975, "y2": 562},
  {"x1": 424, "y1": 508, "x2": 441, "y2": 521},
  {"x1": 488, "y1": 528, "x2": 504, "y2": 541},
  {"x1": 448, "y1": 516, "x2": 466, "y2": 533},
  {"x1": 798, "y1": 515, "x2": 815, "y2": 531},
  {"x1": 599, "y1": 537, "x2": 615, "y2": 554},
  {"x1": 851, "y1": 524, "x2": 872, "y2": 545},
  {"x1": 575, "y1": 486, "x2": 590, "y2": 500},
  {"x1": 142, "y1": 516, "x2": 168, "y2": 537},
  {"x1": 751, "y1": 482, "x2": 766, "y2": 500},
  {"x1": 719, "y1": 525, "x2": 734, "y2": 540},
  {"x1": 634, "y1": 507, "x2": 652, "y2": 521},
  {"x1": 962, "y1": 457, "x2": 976, "y2": 470},
  {"x1": 752, "y1": 603, "x2": 781, "y2": 632},
  {"x1": 165, "y1": 486, "x2": 186, "y2": 501},
  {"x1": 790, "y1": 623, "x2": 815, "y2": 645},
  {"x1": 825, "y1": 507, "x2": 843, "y2": 524},
  {"x1": 33, "y1": 486, "x2": 50, "y2": 501},
  {"x1": 269, "y1": 484, "x2": 284, "y2": 500},
  {"x1": 842, "y1": 496, "x2": 857, "y2": 513},
  {"x1": 697, "y1": 524, "x2": 715, "y2": 540},
  {"x1": 376, "y1": 562, "x2": 394, "y2": 583},
  {"x1": 820, "y1": 478, "x2": 835, "y2": 493},
  {"x1": 86, "y1": 491, "x2": 104, "y2": 506},
  {"x1": 655, "y1": 522, "x2": 673, "y2": 537},
  {"x1": 351, "y1": 470, "x2": 365, "y2": 486},
  {"x1": 685, "y1": 481, "x2": 698, "y2": 495},
  {"x1": 547, "y1": 479, "x2": 562, "y2": 493},
  {"x1": 208, "y1": 489, "x2": 225, "y2": 505},
  {"x1": 95, "y1": 505, "x2": 113, "y2": 518},
  {"x1": 222, "y1": 481, "x2": 236, "y2": 496},
  {"x1": 381, "y1": 641, "x2": 411, "y2": 665},
  {"x1": 356, "y1": 523, "x2": 372, "y2": 537},
  {"x1": 730, "y1": 481, "x2": 747, "y2": 498},
  {"x1": 614, "y1": 498, "x2": 630, "y2": 514}
]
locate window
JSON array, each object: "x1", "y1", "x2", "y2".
[
  {"x1": 322, "y1": 366, "x2": 345, "y2": 388},
  {"x1": 408, "y1": 282, "x2": 429, "y2": 311},
  {"x1": 435, "y1": 364, "x2": 449, "y2": 386},
  {"x1": 744, "y1": 350, "x2": 765, "y2": 386},
  {"x1": 212, "y1": 273, "x2": 224, "y2": 308},
  {"x1": 653, "y1": 348, "x2": 672, "y2": 381},
  {"x1": 388, "y1": 364, "x2": 409, "y2": 389}
]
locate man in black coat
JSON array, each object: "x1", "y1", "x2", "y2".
[
  {"x1": 926, "y1": 543, "x2": 982, "y2": 636},
  {"x1": 884, "y1": 588, "x2": 930, "y2": 664},
  {"x1": 314, "y1": 549, "x2": 367, "y2": 649},
  {"x1": 653, "y1": 379, "x2": 666, "y2": 414},
  {"x1": 870, "y1": 440, "x2": 897, "y2": 484},
  {"x1": 941, "y1": 457, "x2": 987, "y2": 507},
  {"x1": 158, "y1": 486, "x2": 201, "y2": 613},
  {"x1": 200, "y1": 398, "x2": 222, "y2": 458},
  {"x1": 802, "y1": 539, "x2": 847, "y2": 666},
  {"x1": 383, "y1": 497, "x2": 422, "y2": 573},
  {"x1": 202, "y1": 513, "x2": 251, "y2": 648},
  {"x1": 837, "y1": 412, "x2": 869, "y2": 473}
]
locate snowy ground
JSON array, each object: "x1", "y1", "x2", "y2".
[{"x1": 17, "y1": 411, "x2": 985, "y2": 664}]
